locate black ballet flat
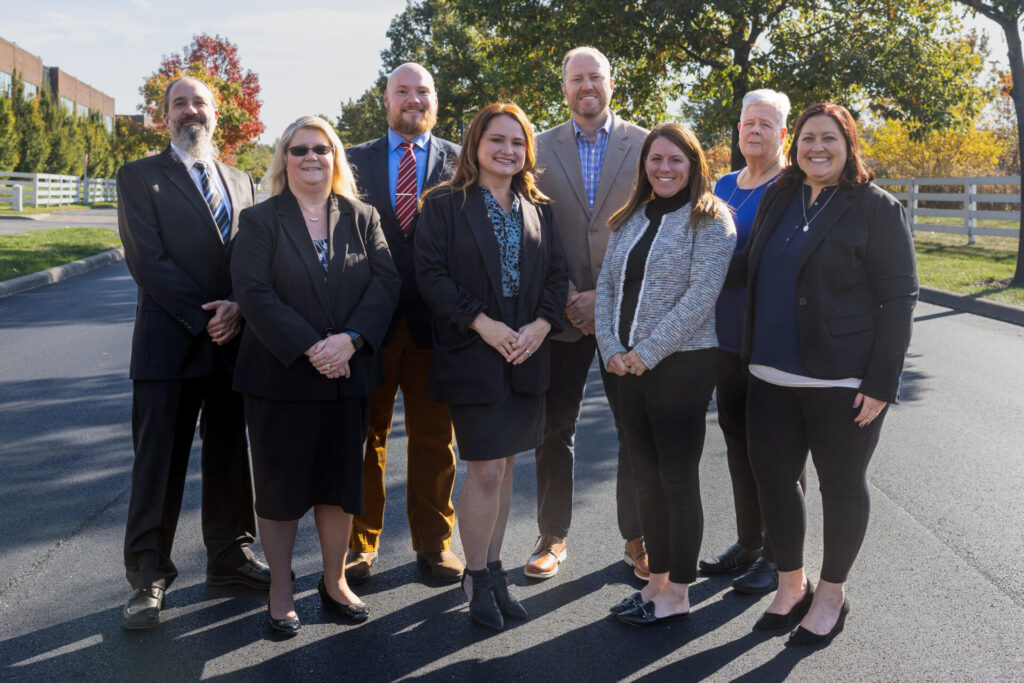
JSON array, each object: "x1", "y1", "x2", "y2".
[
  {"x1": 754, "y1": 583, "x2": 814, "y2": 631},
  {"x1": 615, "y1": 600, "x2": 689, "y2": 626},
  {"x1": 786, "y1": 597, "x2": 850, "y2": 647},
  {"x1": 267, "y1": 601, "x2": 301, "y2": 637},
  {"x1": 317, "y1": 576, "x2": 369, "y2": 622},
  {"x1": 610, "y1": 591, "x2": 644, "y2": 615}
]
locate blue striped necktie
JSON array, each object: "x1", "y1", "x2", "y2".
[{"x1": 194, "y1": 160, "x2": 231, "y2": 242}]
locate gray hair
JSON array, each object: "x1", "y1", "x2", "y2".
[
  {"x1": 561, "y1": 46, "x2": 611, "y2": 81},
  {"x1": 162, "y1": 77, "x2": 217, "y2": 115},
  {"x1": 740, "y1": 89, "x2": 791, "y2": 129}
]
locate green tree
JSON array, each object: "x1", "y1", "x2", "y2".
[
  {"x1": 10, "y1": 73, "x2": 50, "y2": 173},
  {"x1": 79, "y1": 112, "x2": 116, "y2": 179},
  {"x1": 862, "y1": 119, "x2": 1004, "y2": 177},
  {"x1": 41, "y1": 95, "x2": 85, "y2": 175},
  {"x1": 337, "y1": 83, "x2": 387, "y2": 146},
  {"x1": 0, "y1": 94, "x2": 19, "y2": 171},
  {"x1": 113, "y1": 116, "x2": 163, "y2": 167},
  {"x1": 233, "y1": 141, "x2": 274, "y2": 184}
]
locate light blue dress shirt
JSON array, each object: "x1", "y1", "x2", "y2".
[{"x1": 387, "y1": 128, "x2": 431, "y2": 211}]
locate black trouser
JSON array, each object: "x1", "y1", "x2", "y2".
[
  {"x1": 615, "y1": 349, "x2": 717, "y2": 584},
  {"x1": 746, "y1": 376, "x2": 887, "y2": 583},
  {"x1": 535, "y1": 336, "x2": 642, "y2": 540},
  {"x1": 124, "y1": 375, "x2": 256, "y2": 590}
]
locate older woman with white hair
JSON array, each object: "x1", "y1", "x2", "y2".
[
  {"x1": 231, "y1": 116, "x2": 400, "y2": 635},
  {"x1": 700, "y1": 89, "x2": 803, "y2": 595}
]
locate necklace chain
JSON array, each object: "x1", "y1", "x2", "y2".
[
  {"x1": 800, "y1": 185, "x2": 838, "y2": 231},
  {"x1": 725, "y1": 160, "x2": 780, "y2": 212}
]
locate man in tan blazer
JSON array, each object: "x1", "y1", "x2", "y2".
[{"x1": 527, "y1": 46, "x2": 650, "y2": 580}]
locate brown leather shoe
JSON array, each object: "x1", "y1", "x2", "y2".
[
  {"x1": 345, "y1": 550, "x2": 377, "y2": 585},
  {"x1": 524, "y1": 534, "x2": 567, "y2": 579},
  {"x1": 416, "y1": 550, "x2": 464, "y2": 583},
  {"x1": 623, "y1": 537, "x2": 651, "y2": 581}
]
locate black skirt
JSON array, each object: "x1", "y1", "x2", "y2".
[{"x1": 244, "y1": 395, "x2": 369, "y2": 521}]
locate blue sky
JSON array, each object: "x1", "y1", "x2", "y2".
[{"x1": 2, "y1": 0, "x2": 407, "y2": 142}]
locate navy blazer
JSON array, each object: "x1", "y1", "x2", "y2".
[
  {"x1": 230, "y1": 191, "x2": 401, "y2": 401},
  {"x1": 117, "y1": 146, "x2": 256, "y2": 380},
  {"x1": 346, "y1": 134, "x2": 460, "y2": 347},
  {"x1": 415, "y1": 185, "x2": 568, "y2": 405},
  {"x1": 729, "y1": 181, "x2": 918, "y2": 402}
]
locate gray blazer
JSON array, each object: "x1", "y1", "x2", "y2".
[
  {"x1": 535, "y1": 112, "x2": 647, "y2": 342},
  {"x1": 595, "y1": 202, "x2": 736, "y2": 370}
]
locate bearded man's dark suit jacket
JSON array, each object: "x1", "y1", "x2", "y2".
[{"x1": 117, "y1": 146, "x2": 258, "y2": 591}]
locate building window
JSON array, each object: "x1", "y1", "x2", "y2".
[
  {"x1": 77, "y1": 103, "x2": 89, "y2": 117},
  {"x1": 0, "y1": 71, "x2": 11, "y2": 95},
  {"x1": 23, "y1": 82, "x2": 38, "y2": 100},
  {"x1": 62, "y1": 97, "x2": 74, "y2": 114},
  {"x1": 103, "y1": 115, "x2": 113, "y2": 132}
]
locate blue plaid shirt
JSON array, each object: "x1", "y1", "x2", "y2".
[{"x1": 573, "y1": 112, "x2": 612, "y2": 211}]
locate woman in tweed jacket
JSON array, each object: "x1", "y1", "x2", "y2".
[{"x1": 597, "y1": 124, "x2": 736, "y2": 626}]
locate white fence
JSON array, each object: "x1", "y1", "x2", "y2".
[
  {"x1": 876, "y1": 176, "x2": 1021, "y2": 242},
  {"x1": 0, "y1": 171, "x2": 117, "y2": 210}
]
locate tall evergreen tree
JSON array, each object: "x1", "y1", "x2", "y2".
[{"x1": 0, "y1": 93, "x2": 19, "y2": 171}]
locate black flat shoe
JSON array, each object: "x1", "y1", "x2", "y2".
[
  {"x1": 786, "y1": 597, "x2": 850, "y2": 647},
  {"x1": 610, "y1": 591, "x2": 644, "y2": 615},
  {"x1": 754, "y1": 583, "x2": 814, "y2": 631},
  {"x1": 487, "y1": 561, "x2": 527, "y2": 619},
  {"x1": 317, "y1": 576, "x2": 369, "y2": 622},
  {"x1": 267, "y1": 603, "x2": 301, "y2": 637},
  {"x1": 615, "y1": 600, "x2": 689, "y2": 626},
  {"x1": 121, "y1": 585, "x2": 164, "y2": 630},
  {"x1": 463, "y1": 567, "x2": 503, "y2": 631},
  {"x1": 732, "y1": 557, "x2": 780, "y2": 595},
  {"x1": 206, "y1": 558, "x2": 275, "y2": 590},
  {"x1": 699, "y1": 543, "x2": 762, "y2": 575}
]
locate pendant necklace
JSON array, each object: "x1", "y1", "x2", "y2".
[{"x1": 800, "y1": 184, "x2": 838, "y2": 232}]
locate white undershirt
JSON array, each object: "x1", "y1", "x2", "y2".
[{"x1": 748, "y1": 364, "x2": 862, "y2": 390}]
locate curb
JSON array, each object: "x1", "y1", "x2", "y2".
[
  {"x1": 0, "y1": 213, "x2": 51, "y2": 220},
  {"x1": 919, "y1": 286, "x2": 1024, "y2": 327},
  {"x1": 0, "y1": 247, "x2": 125, "y2": 298}
]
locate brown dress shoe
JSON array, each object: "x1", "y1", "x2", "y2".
[
  {"x1": 524, "y1": 534, "x2": 567, "y2": 579},
  {"x1": 623, "y1": 537, "x2": 651, "y2": 581},
  {"x1": 345, "y1": 550, "x2": 377, "y2": 585},
  {"x1": 416, "y1": 550, "x2": 464, "y2": 583}
]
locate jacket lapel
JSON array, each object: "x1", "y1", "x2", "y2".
[
  {"x1": 591, "y1": 112, "x2": 632, "y2": 220},
  {"x1": 277, "y1": 191, "x2": 333, "y2": 319},
  {"x1": 747, "y1": 182, "x2": 796, "y2": 290},
  {"x1": 464, "y1": 188, "x2": 505, "y2": 301},
  {"x1": 213, "y1": 159, "x2": 244, "y2": 239},
  {"x1": 551, "y1": 121, "x2": 590, "y2": 219},
  {"x1": 160, "y1": 147, "x2": 223, "y2": 245},
  {"x1": 796, "y1": 186, "x2": 856, "y2": 271},
  {"x1": 517, "y1": 197, "x2": 542, "y2": 321},
  {"x1": 368, "y1": 137, "x2": 397, "y2": 228},
  {"x1": 326, "y1": 195, "x2": 348, "y2": 292}
]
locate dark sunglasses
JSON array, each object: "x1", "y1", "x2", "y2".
[{"x1": 288, "y1": 144, "x2": 334, "y2": 157}]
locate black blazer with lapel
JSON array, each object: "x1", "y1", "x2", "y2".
[
  {"x1": 730, "y1": 180, "x2": 918, "y2": 402},
  {"x1": 117, "y1": 146, "x2": 256, "y2": 380},
  {"x1": 415, "y1": 185, "x2": 568, "y2": 405},
  {"x1": 230, "y1": 190, "x2": 401, "y2": 401},
  {"x1": 346, "y1": 134, "x2": 461, "y2": 347}
]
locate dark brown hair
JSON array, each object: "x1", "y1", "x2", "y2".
[{"x1": 778, "y1": 102, "x2": 874, "y2": 189}]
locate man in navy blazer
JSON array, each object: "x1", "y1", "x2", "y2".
[
  {"x1": 344, "y1": 63, "x2": 464, "y2": 584},
  {"x1": 117, "y1": 77, "x2": 268, "y2": 630}
]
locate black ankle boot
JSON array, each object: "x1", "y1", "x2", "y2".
[
  {"x1": 462, "y1": 567, "x2": 503, "y2": 631},
  {"x1": 487, "y1": 560, "x2": 528, "y2": 619}
]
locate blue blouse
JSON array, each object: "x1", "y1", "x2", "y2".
[{"x1": 480, "y1": 185, "x2": 522, "y2": 297}]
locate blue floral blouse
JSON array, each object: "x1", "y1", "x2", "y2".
[{"x1": 479, "y1": 185, "x2": 522, "y2": 297}]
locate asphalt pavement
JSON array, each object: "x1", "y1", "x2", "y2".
[{"x1": 0, "y1": 264, "x2": 1022, "y2": 681}]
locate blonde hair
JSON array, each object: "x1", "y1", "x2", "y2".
[{"x1": 266, "y1": 116, "x2": 360, "y2": 199}]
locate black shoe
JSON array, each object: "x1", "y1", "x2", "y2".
[
  {"x1": 754, "y1": 583, "x2": 814, "y2": 631},
  {"x1": 615, "y1": 600, "x2": 689, "y2": 626},
  {"x1": 207, "y1": 557, "x2": 273, "y2": 590},
  {"x1": 317, "y1": 576, "x2": 369, "y2": 622},
  {"x1": 699, "y1": 543, "x2": 762, "y2": 575},
  {"x1": 121, "y1": 585, "x2": 164, "y2": 630},
  {"x1": 267, "y1": 602, "x2": 301, "y2": 637},
  {"x1": 732, "y1": 557, "x2": 779, "y2": 595},
  {"x1": 610, "y1": 591, "x2": 644, "y2": 615},
  {"x1": 487, "y1": 561, "x2": 528, "y2": 619},
  {"x1": 786, "y1": 597, "x2": 850, "y2": 647},
  {"x1": 463, "y1": 567, "x2": 503, "y2": 631}
]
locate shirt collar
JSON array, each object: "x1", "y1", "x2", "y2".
[
  {"x1": 572, "y1": 111, "x2": 613, "y2": 140},
  {"x1": 388, "y1": 128, "x2": 431, "y2": 152},
  {"x1": 170, "y1": 141, "x2": 213, "y2": 168}
]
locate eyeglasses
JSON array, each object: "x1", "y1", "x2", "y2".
[{"x1": 288, "y1": 144, "x2": 334, "y2": 157}]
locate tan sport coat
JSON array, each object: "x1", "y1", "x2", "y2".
[{"x1": 535, "y1": 111, "x2": 647, "y2": 342}]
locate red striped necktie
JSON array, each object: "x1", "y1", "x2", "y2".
[{"x1": 395, "y1": 141, "x2": 418, "y2": 235}]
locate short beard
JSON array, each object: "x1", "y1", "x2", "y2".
[
  {"x1": 387, "y1": 106, "x2": 437, "y2": 137},
  {"x1": 171, "y1": 116, "x2": 218, "y2": 160}
]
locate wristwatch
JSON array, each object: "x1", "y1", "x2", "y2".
[{"x1": 344, "y1": 330, "x2": 364, "y2": 352}]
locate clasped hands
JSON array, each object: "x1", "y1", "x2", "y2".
[
  {"x1": 203, "y1": 300, "x2": 241, "y2": 345},
  {"x1": 607, "y1": 349, "x2": 648, "y2": 377},
  {"x1": 565, "y1": 289, "x2": 595, "y2": 335},
  {"x1": 471, "y1": 313, "x2": 551, "y2": 365},
  {"x1": 305, "y1": 333, "x2": 356, "y2": 379}
]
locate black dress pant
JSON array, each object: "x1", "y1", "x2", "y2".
[
  {"x1": 615, "y1": 349, "x2": 717, "y2": 584},
  {"x1": 535, "y1": 335, "x2": 642, "y2": 540},
  {"x1": 746, "y1": 376, "x2": 887, "y2": 583},
  {"x1": 124, "y1": 374, "x2": 256, "y2": 590}
]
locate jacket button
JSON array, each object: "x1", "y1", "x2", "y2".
[{"x1": 798, "y1": 297, "x2": 807, "y2": 306}]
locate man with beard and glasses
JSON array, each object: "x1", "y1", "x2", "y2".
[
  {"x1": 344, "y1": 63, "x2": 463, "y2": 584},
  {"x1": 527, "y1": 46, "x2": 650, "y2": 581},
  {"x1": 116, "y1": 77, "x2": 268, "y2": 630}
]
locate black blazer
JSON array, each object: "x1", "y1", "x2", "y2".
[
  {"x1": 729, "y1": 181, "x2": 918, "y2": 402},
  {"x1": 415, "y1": 185, "x2": 568, "y2": 405},
  {"x1": 230, "y1": 191, "x2": 401, "y2": 401},
  {"x1": 346, "y1": 134, "x2": 461, "y2": 347},
  {"x1": 117, "y1": 146, "x2": 256, "y2": 380}
]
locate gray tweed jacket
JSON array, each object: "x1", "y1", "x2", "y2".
[{"x1": 595, "y1": 202, "x2": 736, "y2": 370}]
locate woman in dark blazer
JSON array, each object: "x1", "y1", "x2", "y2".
[
  {"x1": 730, "y1": 103, "x2": 917, "y2": 646},
  {"x1": 231, "y1": 116, "x2": 400, "y2": 635},
  {"x1": 415, "y1": 102, "x2": 568, "y2": 631}
]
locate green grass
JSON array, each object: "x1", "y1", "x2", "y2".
[
  {"x1": 0, "y1": 202, "x2": 116, "y2": 215},
  {"x1": 913, "y1": 231, "x2": 1024, "y2": 307},
  {"x1": 0, "y1": 227, "x2": 121, "y2": 282}
]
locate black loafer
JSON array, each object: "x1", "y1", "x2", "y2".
[
  {"x1": 754, "y1": 584, "x2": 814, "y2": 631},
  {"x1": 699, "y1": 543, "x2": 762, "y2": 575},
  {"x1": 317, "y1": 576, "x2": 369, "y2": 622},
  {"x1": 267, "y1": 606, "x2": 301, "y2": 637},
  {"x1": 615, "y1": 600, "x2": 689, "y2": 626},
  {"x1": 122, "y1": 585, "x2": 164, "y2": 630},
  {"x1": 207, "y1": 557, "x2": 273, "y2": 590},
  {"x1": 786, "y1": 597, "x2": 850, "y2": 647},
  {"x1": 732, "y1": 557, "x2": 779, "y2": 595},
  {"x1": 610, "y1": 591, "x2": 644, "y2": 615}
]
